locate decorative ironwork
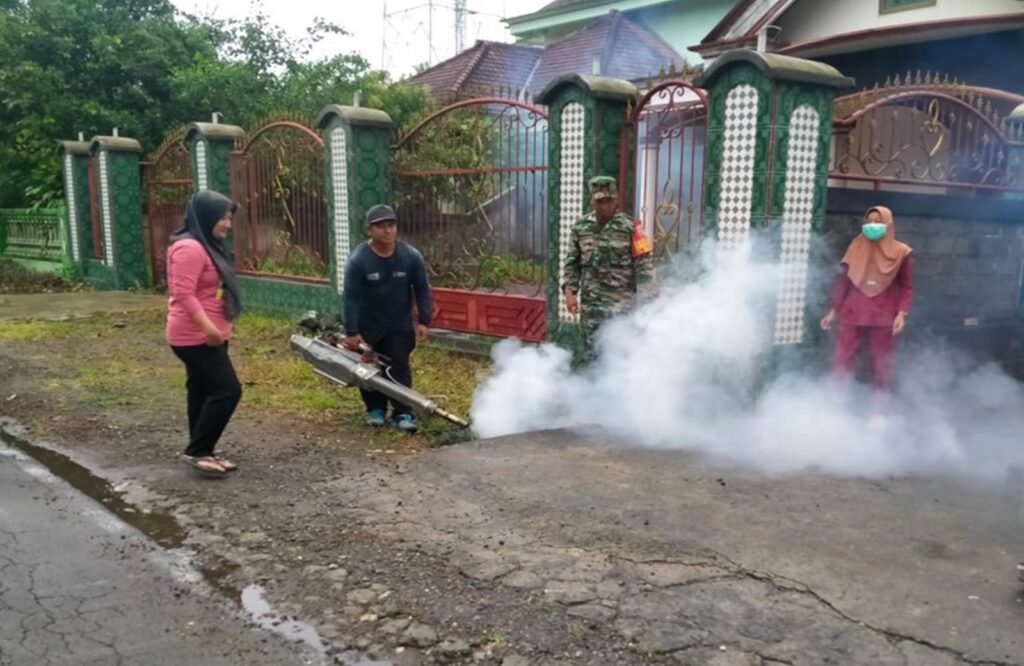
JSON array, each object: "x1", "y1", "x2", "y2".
[
  {"x1": 0, "y1": 208, "x2": 63, "y2": 262},
  {"x1": 831, "y1": 78, "x2": 1024, "y2": 194},
  {"x1": 141, "y1": 125, "x2": 190, "y2": 286},
  {"x1": 620, "y1": 80, "x2": 708, "y2": 263},
  {"x1": 393, "y1": 98, "x2": 549, "y2": 297},
  {"x1": 231, "y1": 114, "x2": 328, "y2": 281}
]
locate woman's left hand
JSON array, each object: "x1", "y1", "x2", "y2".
[{"x1": 892, "y1": 312, "x2": 907, "y2": 336}]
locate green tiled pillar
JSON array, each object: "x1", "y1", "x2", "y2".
[
  {"x1": 89, "y1": 135, "x2": 148, "y2": 289},
  {"x1": 700, "y1": 50, "x2": 851, "y2": 346},
  {"x1": 58, "y1": 140, "x2": 94, "y2": 276},
  {"x1": 185, "y1": 121, "x2": 245, "y2": 197},
  {"x1": 315, "y1": 105, "x2": 394, "y2": 295},
  {"x1": 537, "y1": 74, "x2": 637, "y2": 353},
  {"x1": 1006, "y1": 104, "x2": 1024, "y2": 200}
]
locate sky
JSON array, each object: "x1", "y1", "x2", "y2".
[{"x1": 171, "y1": 0, "x2": 551, "y2": 79}]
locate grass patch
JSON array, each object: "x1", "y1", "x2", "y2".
[
  {"x1": 0, "y1": 311, "x2": 165, "y2": 342},
  {"x1": 58, "y1": 358, "x2": 178, "y2": 407},
  {"x1": 229, "y1": 311, "x2": 492, "y2": 437},
  {"x1": 7, "y1": 307, "x2": 493, "y2": 444}
]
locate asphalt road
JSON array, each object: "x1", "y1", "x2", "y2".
[{"x1": 0, "y1": 440, "x2": 323, "y2": 666}]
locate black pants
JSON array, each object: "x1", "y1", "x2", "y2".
[
  {"x1": 360, "y1": 330, "x2": 416, "y2": 416},
  {"x1": 171, "y1": 343, "x2": 242, "y2": 457}
]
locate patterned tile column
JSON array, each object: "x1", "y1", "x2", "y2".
[
  {"x1": 58, "y1": 140, "x2": 93, "y2": 275},
  {"x1": 185, "y1": 122, "x2": 245, "y2": 197},
  {"x1": 774, "y1": 106, "x2": 821, "y2": 344},
  {"x1": 701, "y1": 51, "x2": 851, "y2": 346},
  {"x1": 89, "y1": 136, "x2": 147, "y2": 289},
  {"x1": 538, "y1": 74, "x2": 637, "y2": 355},
  {"x1": 315, "y1": 105, "x2": 394, "y2": 295},
  {"x1": 1007, "y1": 105, "x2": 1024, "y2": 200}
]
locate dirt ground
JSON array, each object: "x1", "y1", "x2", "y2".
[{"x1": 2, "y1": 296, "x2": 1023, "y2": 666}]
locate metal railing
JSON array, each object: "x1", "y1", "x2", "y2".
[
  {"x1": 0, "y1": 208, "x2": 64, "y2": 262},
  {"x1": 830, "y1": 75, "x2": 1024, "y2": 195}
]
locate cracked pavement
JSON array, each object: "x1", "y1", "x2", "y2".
[
  {"x1": 318, "y1": 430, "x2": 1024, "y2": 665},
  {"x1": 0, "y1": 442, "x2": 320, "y2": 666}
]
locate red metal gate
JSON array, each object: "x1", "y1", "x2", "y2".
[
  {"x1": 230, "y1": 116, "x2": 328, "y2": 282},
  {"x1": 87, "y1": 159, "x2": 104, "y2": 260},
  {"x1": 141, "y1": 127, "x2": 191, "y2": 286},
  {"x1": 393, "y1": 98, "x2": 549, "y2": 341},
  {"x1": 620, "y1": 80, "x2": 708, "y2": 262}
]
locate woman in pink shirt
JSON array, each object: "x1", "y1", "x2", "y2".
[
  {"x1": 820, "y1": 206, "x2": 913, "y2": 390},
  {"x1": 166, "y1": 190, "x2": 242, "y2": 477}
]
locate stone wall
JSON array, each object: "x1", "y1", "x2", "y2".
[{"x1": 824, "y1": 188, "x2": 1024, "y2": 371}]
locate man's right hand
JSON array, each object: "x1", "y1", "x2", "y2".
[
  {"x1": 341, "y1": 334, "x2": 365, "y2": 352},
  {"x1": 565, "y1": 290, "x2": 580, "y2": 315}
]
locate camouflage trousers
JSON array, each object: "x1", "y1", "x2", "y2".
[{"x1": 578, "y1": 305, "x2": 621, "y2": 364}]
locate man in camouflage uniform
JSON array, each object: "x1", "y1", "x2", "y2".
[{"x1": 562, "y1": 176, "x2": 655, "y2": 358}]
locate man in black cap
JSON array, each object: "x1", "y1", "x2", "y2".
[{"x1": 342, "y1": 204, "x2": 432, "y2": 432}]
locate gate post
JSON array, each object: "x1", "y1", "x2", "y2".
[
  {"x1": 185, "y1": 122, "x2": 245, "y2": 197},
  {"x1": 1007, "y1": 104, "x2": 1024, "y2": 198},
  {"x1": 538, "y1": 74, "x2": 638, "y2": 355},
  {"x1": 315, "y1": 105, "x2": 394, "y2": 294},
  {"x1": 88, "y1": 135, "x2": 148, "y2": 289},
  {"x1": 58, "y1": 140, "x2": 94, "y2": 276},
  {"x1": 699, "y1": 50, "x2": 851, "y2": 346}
]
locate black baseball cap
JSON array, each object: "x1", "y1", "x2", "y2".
[{"x1": 365, "y1": 204, "x2": 398, "y2": 225}]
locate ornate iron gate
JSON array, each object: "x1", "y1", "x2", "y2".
[
  {"x1": 830, "y1": 77, "x2": 1024, "y2": 195},
  {"x1": 393, "y1": 98, "x2": 549, "y2": 341},
  {"x1": 620, "y1": 80, "x2": 709, "y2": 263},
  {"x1": 141, "y1": 127, "x2": 190, "y2": 286},
  {"x1": 230, "y1": 116, "x2": 328, "y2": 282}
]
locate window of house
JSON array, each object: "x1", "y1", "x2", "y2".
[{"x1": 879, "y1": 0, "x2": 937, "y2": 14}]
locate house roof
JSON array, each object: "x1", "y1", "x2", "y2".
[
  {"x1": 695, "y1": 0, "x2": 1024, "y2": 58},
  {"x1": 408, "y1": 10, "x2": 685, "y2": 105},
  {"x1": 536, "y1": 0, "x2": 604, "y2": 12},
  {"x1": 505, "y1": 0, "x2": 675, "y2": 31},
  {"x1": 408, "y1": 41, "x2": 543, "y2": 104},
  {"x1": 696, "y1": 0, "x2": 793, "y2": 54},
  {"x1": 527, "y1": 10, "x2": 684, "y2": 97}
]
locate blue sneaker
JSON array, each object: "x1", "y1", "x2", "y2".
[
  {"x1": 393, "y1": 413, "x2": 417, "y2": 433},
  {"x1": 366, "y1": 409, "x2": 386, "y2": 427}
]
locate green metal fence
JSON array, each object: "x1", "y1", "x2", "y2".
[{"x1": 0, "y1": 208, "x2": 64, "y2": 262}]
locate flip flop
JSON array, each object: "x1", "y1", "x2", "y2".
[
  {"x1": 180, "y1": 455, "x2": 228, "y2": 478},
  {"x1": 212, "y1": 454, "x2": 238, "y2": 472}
]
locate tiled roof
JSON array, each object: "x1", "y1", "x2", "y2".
[
  {"x1": 527, "y1": 10, "x2": 684, "y2": 97},
  {"x1": 408, "y1": 41, "x2": 543, "y2": 104},
  {"x1": 407, "y1": 11, "x2": 684, "y2": 104}
]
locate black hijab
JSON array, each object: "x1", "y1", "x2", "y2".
[{"x1": 169, "y1": 190, "x2": 242, "y2": 321}]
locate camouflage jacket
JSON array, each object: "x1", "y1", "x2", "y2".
[{"x1": 562, "y1": 211, "x2": 655, "y2": 315}]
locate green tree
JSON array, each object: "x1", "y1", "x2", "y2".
[
  {"x1": 0, "y1": 0, "x2": 220, "y2": 206},
  {"x1": 0, "y1": 0, "x2": 429, "y2": 207}
]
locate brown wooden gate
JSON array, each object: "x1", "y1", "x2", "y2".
[{"x1": 141, "y1": 127, "x2": 191, "y2": 286}]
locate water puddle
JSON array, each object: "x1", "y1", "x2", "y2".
[
  {"x1": 0, "y1": 420, "x2": 389, "y2": 666},
  {"x1": 0, "y1": 423, "x2": 186, "y2": 547},
  {"x1": 242, "y1": 585, "x2": 328, "y2": 651}
]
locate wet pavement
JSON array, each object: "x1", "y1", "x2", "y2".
[
  {"x1": 0, "y1": 435, "x2": 323, "y2": 666},
  {"x1": 0, "y1": 292, "x2": 165, "y2": 322}
]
